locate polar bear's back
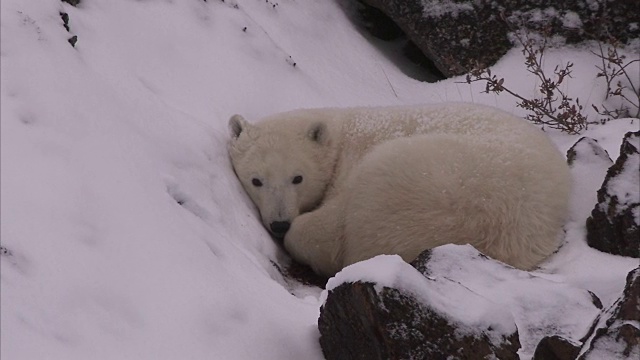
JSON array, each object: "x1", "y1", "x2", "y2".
[
  {"x1": 341, "y1": 102, "x2": 547, "y2": 147},
  {"x1": 259, "y1": 102, "x2": 544, "y2": 147},
  {"x1": 328, "y1": 103, "x2": 561, "y2": 194},
  {"x1": 340, "y1": 129, "x2": 571, "y2": 270}
]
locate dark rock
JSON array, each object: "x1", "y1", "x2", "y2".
[
  {"x1": 342, "y1": 1, "x2": 446, "y2": 82},
  {"x1": 579, "y1": 267, "x2": 640, "y2": 359},
  {"x1": 533, "y1": 335, "x2": 581, "y2": 360},
  {"x1": 586, "y1": 131, "x2": 640, "y2": 258},
  {"x1": 68, "y1": 35, "x2": 78, "y2": 47},
  {"x1": 283, "y1": 261, "x2": 327, "y2": 289},
  {"x1": 356, "y1": 0, "x2": 640, "y2": 77},
  {"x1": 587, "y1": 291, "x2": 603, "y2": 310},
  {"x1": 319, "y1": 280, "x2": 520, "y2": 360},
  {"x1": 62, "y1": 0, "x2": 81, "y2": 6},
  {"x1": 271, "y1": 259, "x2": 328, "y2": 289},
  {"x1": 618, "y1": 267, "x2": 640, "y2": 323},
  {"x1": 60, "y1": 12, "x2": 70, "y2": 32},
  {"x1": 352, "y1": 1, "x2": 405, "y2": 41}
]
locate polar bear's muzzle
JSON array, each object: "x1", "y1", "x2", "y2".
[{"x1": 269, "y1": 221, "x2": 291, "y2": 238}]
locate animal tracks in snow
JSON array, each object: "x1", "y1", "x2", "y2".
[{"x1": 166, "y1": 182, "x2": 211, "y2": 221}]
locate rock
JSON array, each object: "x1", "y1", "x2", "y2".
[
  {"x1": 533, "y1": 335, "x2": 581, "y2": 360},
  {"x1": 358, "y1": 0, "x2": 509, "y2": 77},
  {"x1": 1, "y1": 246, "x2": 11, "y2": 256},
  {"x1": 62, "y1": 0, "x2": 81, "y2": 6},
  {"x1": 412, "y1": 245, "x2": 602, "y2": 358},
  {"x1": 280, "y1": 260, "x2": 328, "y2": 289},
  {"x1": 566, "y1": 137, "x2": 612, "y2": 167},
  {"x1": 68, "y1": 35, "x2": 78, "y2": 47},
  {"x1": 586, "y1": 131, "x2": 640, "y2": 258},
  {"x1": 579, "y1": 267, "x2": 640, "y2": 359},
  {"x1": 566, "y1": 136, "x2": 614, "y2": 222},
  {"x1": 319, "y1": 245, "x2": 602, "y2": 359},
  {"x1": 356, "y1": 0, "x2": 639, "y2": 77},
  {"x1": 318, "y1": 255, "x2": 520, "y2": 360},
  {"x1": 60, "y1": 12, "x2": 70, "y2": 32}
]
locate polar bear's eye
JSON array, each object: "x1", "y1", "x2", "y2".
[
  {"x1": 292, "y1": 175, "x2": 303, "y2": 184},
  {"x1": 251, "y1": 178, "x2": 263, "y2": 187}
]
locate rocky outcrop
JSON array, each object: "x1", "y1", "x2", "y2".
[
  {"x1": 318, "y1": 245, "x2": 602, "y2": 359},
  {"x1": 533, "y1": 335, "x2": 581, "y2": 360},
  {"x1": 536, "y1": 267, "x2": 640, "y2": 359},
  {"x1": 566, "y1": 137, "x2": 613, "y2": 167},
  {"x1": 319, "y1": 271, "x2": 521, "y2": 359},
  {"x1": 586, "y1": 131, "x2": 640, "y2": 258},
  {"x1": 356, "y1": 0, "x2": 640, "y2": 77},
  {"x1": 579, "y1": 266, "x2": 640, "y2": 359}
]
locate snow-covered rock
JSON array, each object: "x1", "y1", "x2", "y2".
[
  {"x1": 579, "y1": 266, "x2": 640, "y2": 359},
  {"x1": 319, "y1": 255, "x2": 520, "y2": 360},
  {"x1": 533, "y1": 335, "x2": 581, "y2": 360},
  {"x1": 320, "y1": 245, "x2": 603, "y2": 359},
  {"x1": 587, "y1": 131, "x2": 640, "y2": 258},
  {"x1": 356, "y1": 0, "x2": 640, "y2": 77},
  {"x1": 414, "y1": 245, "x2": 602, "y2": 358}
]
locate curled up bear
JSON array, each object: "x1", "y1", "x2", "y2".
[{"x1": 228, "y1": 103, "x2": 571, "y2": 277}]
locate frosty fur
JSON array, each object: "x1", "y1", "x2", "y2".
[{"x1": 228, "y1": 102, "x2": 571, "y2": 277}]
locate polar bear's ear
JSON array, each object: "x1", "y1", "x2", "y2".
[
  {"x1": 229, "y1": 114, "x2": 251, "y2": 139},
  {"x1": 307, "y1": 122, "x2": 328, "y2": 145}
]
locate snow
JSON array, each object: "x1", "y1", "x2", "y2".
[
  {"x1": 325, "y1": 245, "x2": 611, "y2": 358},
  {"x1": 566, "y1": 137, "x2": 613, "y2": 222},
  {"x1": 420, "y1": 1, "x2": 474, "y2": 18},
  {"x1": 606, "y1": 132, "x2": 640, "y2": 213},
  {"x1": 562, "y1": 11, "x2": 583, "y2": 29},
  {"x1": 407, "y1": 244, "x2": 600, "y2": 358},
  {"x1": 578, "y1": 269, "x2": 640, "y2": 360},
  {"x1": 1, "y1": 0, "x2": 638, "y2": 359},
  {"x1": 326, "y1": 254, "x2": 518, "y2": 341}
]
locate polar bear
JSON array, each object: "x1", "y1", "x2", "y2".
[{"x1": 228, "y1": 103, "x2": 571, "y2": 277}]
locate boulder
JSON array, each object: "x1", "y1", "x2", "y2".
[
  {"x1": 566, "y1": 137, "x2": 612, "y2": 167},
  {"x1": 566, "y1": 136, "x2": 614, "y2": 222},
  {"x1": 531, "y1": 267, "x2": 640, "y2": 360},
  {"x1": 356, "y1": 0, "x2": 640, "y2": 77},
  {"x1": 413, "y1": 245, "x2": 601, "y2": 357},
  {"x1": 532, "y1": 335, "x2": 581, "y2": 360},
  {"x1": 318, "y1": 255, "x2": 520, "y2": 359},
  {"x1": 586, "y1": 131, "x2": 640, "y2": 258},
  {"x1": 319, "y1": 245, "x2": 602, "y2": 359},
  {"x1": 579, "y1": 266, "x2": 640, "y2": 359}
]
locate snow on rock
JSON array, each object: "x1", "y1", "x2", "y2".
[
  {"x1": 566, "y1": 136, "x2": 613, "y2": 222},
  {"x1": 587, "y1": 131, "x2": 640, "y2": 258},
  {"x1": 321, "y1": 244, "x2": 606, "y2": 359},
  {"x1": 579, "y1": 266, "x2": 640, "y2": 359},
  {"x1": 326, "y1": 254, "x2": 517, "y2": 336},
  {"x1": 413, "y1": 244, "x2": 603, "y2": 359},
  {"x1": 320, "y1": 255, "x2": 520, "y2": 360}
]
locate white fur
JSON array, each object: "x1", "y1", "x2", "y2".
[{"x1": 228, "y1": 103, "x2": 571, "y2": 277}]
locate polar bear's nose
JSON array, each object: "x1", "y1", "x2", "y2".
[{"x1": 270, "y1": 221, "x2": 291, "y2": 235}]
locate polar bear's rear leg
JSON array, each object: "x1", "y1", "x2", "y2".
[{"x1": 283, "y1": 197, "x2": 345, "y2": 277}]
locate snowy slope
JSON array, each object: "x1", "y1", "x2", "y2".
[{"x1": 1, "y1": 0, "x2": 638, "y2": 359}]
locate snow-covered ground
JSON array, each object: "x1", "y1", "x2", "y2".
[{"x1": 1, "y1": 0, "x2": 638, "y2": 359}]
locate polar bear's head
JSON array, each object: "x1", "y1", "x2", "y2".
[{"x1": 228, "y1": 114, "x2": 333, "y2": 239}]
